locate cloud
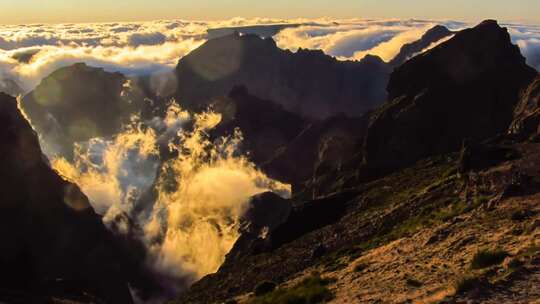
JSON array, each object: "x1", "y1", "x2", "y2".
[
  {"x1": 51, "y1": 103, "x2": 291, "y2": 293},
  {"x1": 274, "y1": 19, "x2": 440, "y2": 61},
  {"x1": 507, "y1": 24, "x2": 540, "y2": 70},
  {"x1": 127, "y1": 32, "x2": 167, "y2": 46},
  {"x1": 0, "y1": 18, "x2": 538, "y2": 95}
]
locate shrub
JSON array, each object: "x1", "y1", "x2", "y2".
[
  {"x1": 254, "y1": 281, "x2": 277, "y2": 296},
  {"x1": 249, "y1": 275, "x2": 334, "y2": 304},
  {"x1": 470, "y1": 249, "x2": 509, "y2": 269}
]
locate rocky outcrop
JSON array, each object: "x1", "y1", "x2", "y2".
[
  {"x1": 389, "y1": 25, "x2": 454, "y2": 67},
  {"x1": 173, "y1": 33, "x2": 391, "y2": 119},
  {"x1": 508, "y1": 76, "x2": 540, "y2": 140},
  {"x1": 0, "y1": 92, "x2": 155, "y2": 303},
  {"x1": 20, "y1": 63, "x2": 149, "y2": 157},
  {"x1": 364, "y1": 20, "x2": 538, "y2": 172}
]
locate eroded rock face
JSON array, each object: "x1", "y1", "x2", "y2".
[
  {"x1": 174, "y1": 33, "x2": 391, "y2": 119},
  {"x1": 0, "y1": 92, "x2": 141, "y2": 303},
  {"x1": 364, "y1": 20, "x2": 538, "y2": 172},
  {"x1": 509, "y1": 76, "x2": 540, "y2": 139},
  {"x1": 20, "y1": 63, "x2": 148, "y2": 157}
]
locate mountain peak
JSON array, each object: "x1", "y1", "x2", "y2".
[
  {"x1": 174, "y1": 32, "x2": 391, "y2": 119},
  {"x1": 365, "y1": 20, "x2": 538, "y2": 171},
  {"x1": 388, "y1": 18, "x2": 531, "y2": 100}
]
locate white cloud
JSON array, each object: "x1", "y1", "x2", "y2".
[{"x1": 0, "y1": 18, "x2": 537, "y2": 95}]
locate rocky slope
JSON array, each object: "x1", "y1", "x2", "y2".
[
  {"x1": 173, "y1": 32, "x2": 391, "y2": 119},
  {"x1": 0, "y1": 92, "x2": 161, "y2": 303}
]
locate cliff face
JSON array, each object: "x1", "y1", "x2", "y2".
[
  {"x1": 174, "y1": 33, "x2": 391, "y2": 119},
  {"x1": 0, "y1": 92, "x2": 143, "y2": 303},
  {"x1": 364, "y1": 20, "x2": 538, "y2": 172}
]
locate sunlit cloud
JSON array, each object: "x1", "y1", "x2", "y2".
[{"x1": 51, "y1": 102, "x2": 291, "y2": 294}]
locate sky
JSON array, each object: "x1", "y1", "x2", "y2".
[{"x1": 1, "y1": 0, "x2": 539, "y2": 24}]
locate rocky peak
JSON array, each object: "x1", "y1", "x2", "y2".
[
  {"x1": 364, "y1": 20, "x2": 538, "y2": 172},
  {"x1": 388, "y1": 20, "x2": 531, "y2": 100}
]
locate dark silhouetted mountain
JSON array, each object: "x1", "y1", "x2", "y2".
[
  {"x1": 389, "y1": 25, "x2": 454, "y2": 67},
  {"x1": 364, "y1": 20, "x2": 538, "y2": 172},
  {"x1": 173, "y1": 33, "x2": 391, "y2": 119},
  {"x1": 20, "y1": 63, "x2": 149, "y2": 157},
  {"x1": 0, "y1": 92, "x2": 141, "y2": 303},
  {"x1": 509, "y1": 76, "x2": 540, "y2": 140}
]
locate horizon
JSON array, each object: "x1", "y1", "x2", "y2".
[{"x1": 1, "y1": 0, "x2": 539, "y2": 25}]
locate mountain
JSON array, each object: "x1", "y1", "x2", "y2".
[
  {"x1": 20, "y1": 63, "x2": 149, "y2": 157},
  {"x1": 389, "y1": 25, "x2": 454, "y2": 67},
  {"x1": 364, "y1": 20, "x2": 538, "y2": 173},
  {"x1": 174, "y1": 20, "x2": 540, "y2": 304},
  {"x1": 0, "y1": 92, "x2": 156, "y2": 303},
  {"x1": 173, "y1": 32, "x2": 391, "y2": 119}
]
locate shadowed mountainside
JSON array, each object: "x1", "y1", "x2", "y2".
[{"x1": 0, "y1": 92, "x2": 149, "y2": 303}]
